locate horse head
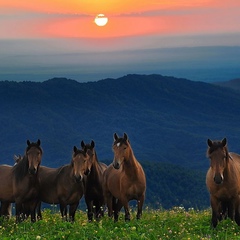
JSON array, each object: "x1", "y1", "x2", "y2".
[
  {"x1": 112, "y1": 132, "x2": 130, "y2": 169},
  {"x1": 81, "y1": 140, "x2": 95, "y2": 175},
  {"x1": 207, "y1": 137, "x2": 230, "y2": 184},
  {"x1": 26, "y1": 139, "x2": 42, "y2": 175},
  {"x1": 72, "y1": 146, "x2": 90, "y2": 183}
]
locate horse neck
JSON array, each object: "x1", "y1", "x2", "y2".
[
  {"x1": 13, "y1": 156, "x2": 30, "y2": 182},
  {"x1": 89, "y1": 153, "x2": 102, "y2": 178},
  {"x1": 123, "y1": 147, "x2": 139, "y2": 175},
  {"x1": 223, "y1": 155, "x2": 235, "y2": 180}
]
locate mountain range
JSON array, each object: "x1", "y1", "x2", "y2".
[{"x1": 0, "y1": 74, "x2": 240, "y2": 209}]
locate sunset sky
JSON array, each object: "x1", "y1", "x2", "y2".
[{"x1": 0, "y1": 0, "x2": 240, "y2": 82}]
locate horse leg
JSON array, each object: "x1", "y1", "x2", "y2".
[
  {"x1": 60, "y1": 203, "x2": 67, "y2": 221},
  {"x1": 114, "y1": 200, "x2": 124, "y2": 222},
  {"x1": 36, "y1": 201, "x2": 42, "y2": 220},
  {"x1": 227, "y1": 202, "x2": 235, "y2": 221},
  {"x1": 15, "y1": 202, "x2": 24, "y2": 223},
  {"x1": 136, "y1": 194, "x2": 145, "y2": 220},
  {"x1": 69, "y1": 202, "x2": 79, "y2": 222},
  {"x1": 122, "y1": 202, "x2": 130, "y2": 222},
  {"x1": 0, "y1": 201, "x2": 12, "y2": 219},
  {"x1": 86, "y1": 199, "x2": 94, "y2": 222},
  {"x1": 28, "y1": 199, "x2": 39, "y2": 223},
  {"x1": 233, "y1": 198, "x2": 240, "y2": 226},
  {"x1": 106, "y1": 194, "x2": 113, "y2": 218},
  {"x1": 96, "y1": 201, "x2": 105, "y2": 220},
  {"x1": 210, "y1": 196, "x2": 220, "y2": 228}
]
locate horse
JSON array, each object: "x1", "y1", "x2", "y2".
[
  {"x1": 103, "y1": 133, "x2": 146, "y2": 222},
  {"x1": 12, "y1": 139, "x2": 43, "y2": 223},
  {"x1": 36, "y1": 146, "x2": 89, "y2": 222},
  {"x1": 0, "y1": 155, "x2": 24, "y2": 218},
  {"x1": 0, "y1": 164, "x2": 14, "y2": 218},
  {"x1": 206, "y1": 138, "x2": 240, "y2": 228},
  {"x1": 81, "y1": 140, "x2": 107, "y2": 222}
]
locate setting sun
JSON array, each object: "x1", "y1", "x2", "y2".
[{"x1": 94, "y1": 14, "x2": 108, "y2": 27}]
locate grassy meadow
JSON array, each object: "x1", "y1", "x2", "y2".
[{"x1": 1, "y1": 206, "x2": 240, "y2": 240}]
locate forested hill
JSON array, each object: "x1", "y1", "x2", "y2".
[
  {"x1": 1, "y1": 74, "x2": 240, "y2": 169},
  {"x1": 1, "y1": 74, "x2": 240, "y2": 209}
]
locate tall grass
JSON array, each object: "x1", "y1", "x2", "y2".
[{"x1": 0, "y1": 207, "x2": 240, "y2": 239}]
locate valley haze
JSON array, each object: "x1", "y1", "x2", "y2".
[{"x1": 1, "y1": 43, "x2": 240, "y2": 83}]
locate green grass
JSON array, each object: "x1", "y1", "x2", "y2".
[{"x1": 0, "y1": 207, "x2": 240, "y2": 240}]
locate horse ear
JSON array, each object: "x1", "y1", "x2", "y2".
[
  {"x1": 113, "y1": 133, "x2": 118, "y2": 141},
  {"x1": 123, "y1": 133, "x2": 128, "y2": 141},
  {"x1": 37, "y1": 139, "x2": 41, "y2": 146},
  {"x1": 27, "y1": 140, "x2": 30, "y2": 146},
  {"x1": 81, "y1": 140, "x2": 85, "y2": 149},
  {"x1": 222, "y1": 138, "x2": 227, "y2": 147},
  {"x1": 91, "y1": 140, "x2": 95, "y2": 148},
  {"x1": 207, "y1": 139, "x2": 213, "y2": 147},
  {"x1": 73, "y1": 146, "x2": 77, "y2": 153}
]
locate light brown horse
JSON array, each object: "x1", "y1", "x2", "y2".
[
  {"x1": 36, "y1": 146, "x2": 89, "y2": 222},
  {"x1": 81, "y1": 140, "x2": 107, "y2": 221},
  {"x1": 103, "y1": 133, "x2": 146, "y2": 222},
  {"x1": 206, "y1": 138, "x2": 240, "y2": 228},
  {"x1": 12, "y1": 139, "x2": 43, "y2": 223}
]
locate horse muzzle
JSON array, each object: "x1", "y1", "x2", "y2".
[
  {"x1": 28, "y1": 167, "x2": 37, "y2": 175},
  {"x1": 113, "y1": 161, "x2": 120, "y2": 169},
  {"x1": 214, "y1": 173, "x2": 224, "y2": 184},
  {"x1": 74, "y1": 174, "x2": 83, "y2": 183}
]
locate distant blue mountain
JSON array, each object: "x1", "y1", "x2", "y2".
[
  {"x1": 214, "y1": 78, "x2": 240, "y2": 92},
  {"x1": 1, "y1": 74, "x2": 240, "y2": 209}
]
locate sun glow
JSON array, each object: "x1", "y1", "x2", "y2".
[{"x1": 94, "y1": 14, "x2": 108, "y2": 27}]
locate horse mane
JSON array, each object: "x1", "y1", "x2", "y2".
[{"x1": 12, "y1": 155, "x2": 29, "y2": 182}]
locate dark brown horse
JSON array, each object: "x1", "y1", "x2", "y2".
[
  {"x1": 12, "y1": 139, "x2": 43, "y2": 223},
  {"x1": 206, "y1": 138, "x2": 240, "y2": 228},
  {"x1": 81, "y1": 140, "x2": 107, "y2": 221},
  {"x1": 36, "y1": 146, "x2": 89, "y2": 222},
  {"x1": 103, "y1": 133, "x2": 146, "y2": 222}
]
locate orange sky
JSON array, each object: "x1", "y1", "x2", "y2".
[
  {"x1": 1, "y1": 0, "x2": 240, "y2": 39},
  {"x1": 0, "y1": 0, "x2": 240, "y2": 83}
]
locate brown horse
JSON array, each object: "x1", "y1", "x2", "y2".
[
  {"x1": 103, "y1": 133, "x2": 146, "y2": 222},
  {"x1": 36, "y1": 146, "x2": 89, "y2": 222},
  {"x1": 206, "y1": 138, "x2": 240, "y2": 228},
  {"x1": 0, "y1": 155, "x2": 24, "y2": 218},
  {"x1": 81, "y1": 140, "x2": 107, "y2": 221},
  {"x1": 12, "y1": 139, "x2": 43, "y2": 223},
  {"x1": 0, "y1": 164, "x2": 14, "y2": 218}
]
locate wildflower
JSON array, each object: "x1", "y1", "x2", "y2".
[
  {"x1": 131, "y1": 226, "x2": 136, "y2": 231},
  {"x1": 36, "y1": 236, "x2": 41, "y2": 240}
]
